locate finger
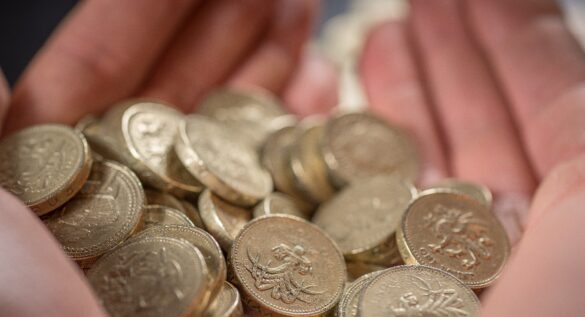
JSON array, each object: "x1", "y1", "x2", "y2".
[
  {"x1": 282, "y1": 51, "x2": 339, "y2": 117},
  {"x1": 467, "y1": 0, "x2": 585, "y2": 177},
  {"x1": 139, "y1": 0, "x2": 274, "y2": 112},
  {"x1": 0, "y1": 189, "x2": 106, "y2": 316},
  {"x1": 480, "y1": 155, "x2": 585, "y2": 317},
  {"x1": 5, "y1": 0, "x2": 199, "y2": 132},
  {"x1": 229, "y1": 0, "x2": 317, "y2": 94},
  {"x1": 359, "y1": 21, "x2": 449, "y2": 185},
  {"x1": 0, "y1": 69, "x2": 9, "y2": 131}
]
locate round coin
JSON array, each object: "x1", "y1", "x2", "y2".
[
  {"x1": 321, "y1": 112, "x2": 419, "y2": 187},
  {"x1": 0, "y1": 124, "x2": 92, "y2": 215},
  {"x1": 179, "y1": 199, "x2": 205, "y2": 229},
  {"x1": 175, "y1": 115, "x2": 272, "y2": 206},
  {"x1": 231, "y1": 215, "x2": 346, "y2": 316},
  {"x1": 253, "y1": 192, "x2": 309, "y2": 219},
  {"x1": 140, "y1": 205, "x2": 195, "y2": 230},
  {"x1": 337, "y1": 271, "x2": 383, "y2": 317},
  {"x1": 87, "y1": 236, "x2": 211, "y2": 317},
  {"x1": 397, "y1": 191, "x2": 510, "y2": 288},
  {"x1": 427, "y1": 179, "x2": 493, "y2": 208},
  {"x1": 203, "y1": 282, "x2": 244, "y2": 317},
  {"x1": 145, "y1": 189, "x2": 186, "y2": 212},
  {"x1": 358, "y1": 265, "x2": 480, "y2": 317}
]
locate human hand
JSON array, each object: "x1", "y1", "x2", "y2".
[{"x1": 360, "y1": 0, "x2": 585, "y2": 316}]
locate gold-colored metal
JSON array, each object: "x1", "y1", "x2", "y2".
[
  {"x1": 145, "y1": 189, "x2": 186, "y2": 212},
  {"x1": 179, "y1": 199, "x2": 205, "y2": 229},
  {"x1": 336, "y1": 270, "x2": 383, "y2": 317},
  {"x1": 231, "y1": 215, "x2": 346, "y2": 317},
  {"x1": 198, "y1": 189, "x2": 251, "y2": 252},
  {"x1": 427, "y1": 179, "x2": 493, "y2": 208},
  {"x1": 175, "y1": 115, "x2": 272, "y2": 206},
  {"x1": 0, "y1": 124, "x2": 92, "y2": 215},
  {"x1": 140, "y1": 205, "x2": 194, "y2": 230},
  {"x1": 87, "y1": 236, "x2": 211, "y2": 317},
  {"x1": 44, "y1": 160, "x2": 144, "y2": 268},
  {"x1": 345, "y1": 262, "x2": 387, "y2": 282},
  {"x1": 358, "y1": 265, "x2": 480, "y2": 317},
  {"x1": 203, "y1": 282, "x2": 244, "y2": 317},
  {"x1": 252, "y1": 192, "x2": 309, "y2": 219},
  {"x1": 397, "y1": 191, "x2": 510, "y2": 289}
]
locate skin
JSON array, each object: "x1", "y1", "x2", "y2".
[{"x1": 1, "y1": 0, "x2": 584, "y2": 315}]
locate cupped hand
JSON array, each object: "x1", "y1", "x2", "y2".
[{"x1": 360, "y1": 0, "x2": 585, "y2": 316}]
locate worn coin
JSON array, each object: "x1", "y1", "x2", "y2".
[
  {"x1": 427, "y1": 179, "x2": 493, "y2": 208},
  {"x1": 175, "y1": 115, "x2": 272, "y2": 206},
  {"x1": 44, "y1": 160, "x2": 144, "y2": 267},
  {"x1": 87, "y1": 236, "x2": 211, "y2": 317},
  {"x1": 231, "y1": 215, "x2": 346, "y2": 316},
  {"x1": 203, "y1": 282, "x2": 244, "y2": 317},
  {"x1": 358, "y1": 265, "x2": 480, "y2": 317},
  {"x1": 337, "y1": 271, "x2": 383, "y2": 317},
  {"x1": 0, "y1": 124, "x2": 92, "y2": 215},
  {"x1": 141, "y1": 205, "x2": 194, "y2": 230},
  {"x1": 397, "y1": 191, "x2": 510, "y2": 289},
  {"x1": 253, "y1": 192, "x2": 309, "y2": 219}
]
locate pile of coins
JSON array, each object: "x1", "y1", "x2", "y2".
[{"x1": 0, "y1": 88, "x2": 510, "y2": 317}]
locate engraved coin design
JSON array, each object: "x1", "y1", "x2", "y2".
[
  {"x1": 231, "y1": 215, "x2": 346, "y2": 316},
  {"x1": 397, "y1": 191, "x2": 510, "y2": 288},
  {"x1": 253, "y1": 192, "x2": 308, "y2": 219},
  {"x1": 337, "y1": 271, "x2": 383, "y2": 317},
  {"x1": 44, "y1": 160, "x2": 144, "y2": 263},
  {"x1": 203, "y1": 282, "x2": 244, "y2": 317},
  {"x1": 87, "y1": 236, "x2": 210, "y2": 317},
  {"x1": 358, "y1": 265, "x2": 480, "y2": 317},
  {"x1": 313, "y1": 176, "x2": 416, "y2": 260},
  {"x1": 427, "y1": 179, "x2": 493, "y2": 208},
  {"x1": 321, "y1": 112, "x2": 419, "y2": 187},
  {"x1": 141, "y1": 205, "x2": 194, "y2": 230},
  {"x1": 0, "y1": 124, "x2": 92, "y2": 215},
  {"x1": 175, "y1": 115, "x2": 273, "y2": 206}
]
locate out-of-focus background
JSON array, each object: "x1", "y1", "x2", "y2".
[{"x1": 1, "y1": 0, "x2": 584, "y2": 86}]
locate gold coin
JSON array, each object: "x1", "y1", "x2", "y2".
[
  {"x1": 0, "y1": 124, "x2": 92, "y2": 215},
  {"x1": 175, "y1": 115, "x2": 273, "y2": 206},
  {"x1": 345, "y1": 262, "x2": 387, "y2": 282},
  {"x1": 397, "y1": 191, "x2": 510, "y2": 289},
  {"x1": 44, "y1": 160, "x2": 144, "y2": 267},
  {"x1": 337, "y1": 270, "x2": 383, "y2": 317},
  {"x1": 145, "y1": 189, "x2": 186, "y2": 212},
  {"x1": 231, "y1": 215, "x2": 346, "y2": 316},
  {"x1": 74, "y1": 114, "x2": 99, "y2": 132},
  {"x1": 197, "y1": 88, "x2": 289, "y2": 148},
  {"x1": 321, "y1": 112, "x2": 419, "y2": 187},
  {"x1": 428, "y1": 179, "x2": 493, "y2": 208},
  {"x1": 253, "y1": 192, "x2": 309, "y2": 219},
  {"x1": 198, "y1": 189, "x2": 251, "y2": 251},
  {"x1": 358, "y1": 265, "x2": 480, "y2": 317},
  {"x1": 137, "y1": 225, "x2": 226, "y2": 308},
  {"x1": 141, "y1": 205, "x2": 195, "y2": 230},
  {"x1": 179, "y1": 199, "x2": 205, "y2": 229},
  {"x1": 87, "y1": 236, "x2": 211, "y2": 317},
  {"x1": 203, "y1": 282, "x2": 244, "y2": 317},
  {"x1": 313, "y1": 176, "x2": 416, "y2": 265}
]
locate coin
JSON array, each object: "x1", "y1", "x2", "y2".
[
  {"x1": 145, "y1": 189, "x2": 186, "y2": 212},
  {"x1": 137, "y1": 225, "x2": 227, "y2": 307},
  {"x1": 397, "y1": 191, "x2": 510, "y2": 289},
  {"x1": 44, "y1": 160, "x2": 144, "y2": 267},
  {"x1": 358, "y1": 265, "x2": 480, "y2": 317},
  {"x1": 203, "y1": 282, "x2": 244, "y2": 317},
  {"x1": 198, "y1": 189, "x2": 251, "y2": 251},
  {"x1": 337, "y1": 271, "x2": 383, "y2": 317},
  {"x1": 253, "y1": 192, "x2": 309, "y2": 219},
  {"x1": 321, "y1": 112, "x2": 419, "y2": 187},
  {"x1": 0, "y1": 124, "x2": 92, "y2": 215},
  {"x1": 141, "y1": 205, "x2": 195, "y2": 230},
  {"x1": 87, "y1": 236, "x2": 211, "y2": 317},
  {"x1": 231, "y1": 215, "x2": 346, "y2": 316},
  {"x1": 175, "y1": 115, "x2": 272, "y2": 206},
  {"x1": 179, "y1": 199, "x2": 205, "y2": 229},
  {"x1": 427, "y1": 179, "x2": 493, "y2": 208},
  {"x1": 313, "y1": 176, "x2": 416, "y2": 265},
  {"x1": 345, "y1": 262, "x2": 387, "y2": 282}
]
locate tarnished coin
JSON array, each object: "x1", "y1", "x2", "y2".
[
  {"x1": 337, "y1": 271, "x2": 383, "y2": 317},
  {"x1": 175, "y1": 115, "x2": 272, "y2": 206},
  {"x1": 427, "y1": 179, "x2": 493, "y2": 208},
  {"x1": 203, "y1": 282, "x2": 244, "y2": 317},
  {"x1": 313, "y1": 176, "x2": 416, "y2": 265},
  {"x1": 198, "y1": 88, "x2": 289, "y2": 148},
  {"x1": 358, "y1": 266, "x2": 480, "y2": 317},
  {"x1": 397, "y1": 191, "x2": 510, "y2": 289},
  {"x1": 179, "y1": 199, "x2": 205, "y2": 229},
  {"x1": 198, "y1": 189, "x2": 251, "y2": 251},
  {"x1": 231, "y1": 215, "x2": 346, "y2": 317},
  {"x1": 253, "y1": 192, "x2": 309, "y2": 219},
  {"x1": 44, "y1": 160, "x2": 144, "y2": 267},
  {"x1": 321, "y1": 112, "x2": 419, "y2": 187},
  {"x1": 145, "y1": 189, "x2": 186, "y2": 212},
  {"x1": 141, "y1": 205, "x2": 194, "y2": 230},
  {"x1": 137, "y1": 225, "x2": 226, "y2": 307},
  {"x1": 87, "y1": 236, "x2": 211, "y2": 317},
  {"x1": 0, "y1": 124, "x2": 92, "y2": 215}
]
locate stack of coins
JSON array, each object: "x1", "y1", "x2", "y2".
[{"x1": 0, "y1": 88, "x2": 510, "y2": 317}]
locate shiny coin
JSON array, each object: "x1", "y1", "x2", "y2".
[
  {"x1": 44, "y1": 160, "x2": 144, "y2": 267},
  {"x1": 179, "y1": 199, "x2": 205, "y2": 229},
  {"x1": 175, "y1": 115, "x2": 272, "y2": 206},
  {"x1": 145, "y1": 189, "x2": 185, "y2": 212},
  {"x1": 231, "y1": 215, "x2": 346, "y2": 316},
  {"x1": 253, "y1": 192, "x2": 309, "y2": 219},
  {"x1": 141, "y1": 205, "x2": 194, "y2": 230},
  {"x1": 313, "y1": 176, "x2": 416, "y2": 265},
  {"x1": 321, "y1": 112, "x2": 419, "y2": 187},
  {"x1": 198, "y1": 189, "x2": 251, "y2": 252},
  {"x1": 427, "y1": 179, "x2": 493, "y2": 208},
  {"x1": 203, "y1": 282, "x2": 244, "y2": 317},
  {"x1": 87, "y1": 236, "x2": 211, "y2": 317},
  {"x1": 337, "y1": 271, "x2": 383, "y2": 317},
  {"x1": 358, "y1": 265, "x2": 480, "y2": 317},
  {"x1": 0, "y1": 124, "x2": 92, "y2": 215},
  {"x1": 397, "y1": 191, "x2": 510, "y2": 289}
]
